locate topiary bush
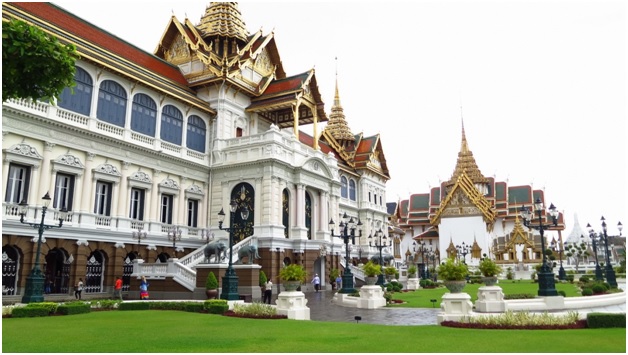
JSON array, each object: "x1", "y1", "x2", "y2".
[
  {"x1": 57, "y1": 302, "x2": 90, "y2": 315},
  {"x1": 579, "y1": 275, "x2": 590, "y2": 283},
  {"x1": 11, "y1": 306, "x2": 50, "y2": 318},
  {"x1": 581, "y1": 288, "x2": 593, "y2": 296},
  {"x1": 204, "y1": 299, "x2": 229, "y2": 314},
  {"x1": 118, "y1": 302, "x2": 150, "y2": 311},
  {"x1": 591, "y1": 284, "x2": 607, "y2": 294},
  {"x1": 183, "y1": 303, "x2": 204, "y2": 313}
]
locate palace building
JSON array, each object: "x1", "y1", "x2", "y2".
[{"x1": 2, "y1": 2, "x2": 393, "y2": 299}]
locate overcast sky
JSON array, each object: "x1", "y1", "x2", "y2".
[{"x1": 52, "y1": 0, "x2": 627, "y2": 238}]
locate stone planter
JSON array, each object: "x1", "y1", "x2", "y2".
[
  {"x1": 443, "y1": 280, "x2": 467, "y2": 293},
  {"x1": 205, "y1": 289, "x2": 219, "y2": 299},
  {"x1": 365, "y1": 276, "x2": 378, "y2": 285},
  {"x1": 283, "y1": 280, "x2": 301, "y2": 291},
  {"x1": 482, "y1": 276, "x2": 498, "y2": 286}
]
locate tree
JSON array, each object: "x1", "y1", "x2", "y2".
[
  {"x1": 564, "y1": 242, "x2": 590, "y2": 273},
  {"x1": 2, "y1": 19, "x2": 79, "y2": 102}
]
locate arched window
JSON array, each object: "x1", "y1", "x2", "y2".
[
  {"x1": 131, "y1": 93, "x2": 156, "y2": 136},
  {"x1": 349, "y1": 179, "x2": 356, "y2": 201},
  {"x1": 282, "y1": 189, "x2": 290, "y2": 238},
  {"x1": 230, "y1": 182, "x2": 255, "y2": 243},
  {"x1": 160, "y1": 105, "x2": 183, "y2": 145},
  {"x1": 341, "y1": 176, "x2": 348, "y2": 198},
  {"x1": 58, "y1": 66, "x2": 92, "y2": 116},
  {"x1": 186, "y1": 115, "x2": 206, "y2": 152},
  {"x1": 96, "y1": 80, "x2": 127, "y2": 127}
]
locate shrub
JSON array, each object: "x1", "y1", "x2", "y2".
[
  {"x1": 419, "y1": 279, "x2": 435, "y2": 288},
  {"x1": 57, "y1": 302, "x2": 90, "y2": 315},
  {"x1": 385, "y1": 281, "x2": 402, "y2": 292},
  {"x1": 503, "y1": 293, "x2": 536, "y2": 300},
  {"x1": 383, "y1": 291, "x2": 393, "y2": 303},
  {"x1": 468, "y1": 275, "x2": 483, "y2": 284},
  {"x1": 118, "y1": 302, "x2": 150, "y2": 311},
  {"x1": 233, "y1": 302, "x2": 277, "y2": 317},
  {"x1": 384, "y1": 266, "x2": 397, "y2": 277},
  {"x1": 437, "y1": 258, "x2": 469, "y2": 281},
  {"x1": 478, "y1": 258, "x2": 502, "y2": 277},
  {"x1": 206, "y1": 271, "x2": 219, "y2": 290},
  {"x1": 579, "y1": 275, "x2": 590, "y2": 283},
  {"x1": 587, "y1": 313, "x2": 626, "y2": 328},
  {"x1": 581, "y1": 288, "x2": 593, "y2": 296},
  {"x1": 557, "y1": 290, "x2": 566, "y2": 297},
  {"x1": 148, "y1": 302, "x2": 186, "y2": 311},
  {"x1": 259, "y1": 270, "x2": 267, "y2": 287},
  {"x1": 506, "y1": 267, "x2": 514, "y2": 280},
  {"x1": 362, "y1": 261, "x2": 381, "y2": 277},
  {"x1": 11, "y1": 306, "x2": 50, "y2": 318},
  {"x1": 407, "y1": 265, "x2": 417, "y2": 276},
  {"x1": 591, "y1": 284, "x2": 606, "y2": 294},
  {"x1": 279, "y1": 263, "x2": 307, "y2": 282},
  {"x1": 183, "y1": 303, "x2": 204, "y2": 313},
  {"x1": 329, "y1": 268, "x2": 340, "y2": 283},
  {"x1": 90, "y1": 299, "x2": 120, "y2": 310},
  {"x1": 204, "y1": 299, "x2": 229, "y2": 314},
  {"x1": 566, "y1": 275, "x2": 574, "y2": 283},
  {"x1": 461, "y1": 310, "x2": 580, "y2": 327}
]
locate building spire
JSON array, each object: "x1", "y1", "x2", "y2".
[
  {"x1": 198, "y1": 2, "x2": 249, "y2": 42},
  {"x1": 445, "y1": 116, "x2": 488, "y2": 187},
  {"x1": 324, "y1": 57, "x2": 354, "y2": 143}
]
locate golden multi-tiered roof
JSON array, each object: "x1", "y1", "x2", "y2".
[
  {"x1": 324, "y1": 79, "x2": 355, "y2": 143},
  {"x1": 198, "y1": 2, "x2": 249, "y2": 42},
  {"x1": 444, "y1": 120, "x2": 489, "y2": 187}
]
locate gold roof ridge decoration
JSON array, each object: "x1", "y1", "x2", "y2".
[
  {"x1": 445, "y1": 117, "x2": 489, "y2": 187},
  {"x1": 505, "y1": 213, "x2": 535, "y2": 250},
  {"x1": 198, "y1": 2, "x2": 249, "y2": 42},
  {"x1": 430, "y1": 170, "x2": 496, "y2": 228}
]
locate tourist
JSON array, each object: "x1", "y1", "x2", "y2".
[
  {"x1": 140, "y1": 276, "x2": 150, "y2": 300},
  {"x1": 311, "y1": 274, "x2": 320, "y2": 292},
  {"x1": 75, "y1": 278, "x2": 83, "y2": 300},
  {"x1": 113, "y1": 276, "x2": 122, "y2": 300},
  {"x1": 263, "y1": 278, "x2": 273, "y2": 304}
]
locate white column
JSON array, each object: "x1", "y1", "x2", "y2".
[
  {"x1": 150, "y1": 170, "x2": 161, "y2": 222},
  {"x1": 48, "y1": 168, "x2": 58, "y2": 201},
  {"x1": 38, "y1": 142, "x2": 55, "y2": 202},
  {"x1": 73, "y1": 172, "x2": 83, "y2": 212},
  {"x1": 177, "y1": 177, "x2": 186, "y2": 225},
  {"x1": 117, "y1": 161, "x2": 130, "y2": 218},
  {"x1": 80, "y1": 153, "x2": 95, "y2": 213},
  {"x1": 295, "y1": 184, "x2": 305, "y2": 228}
]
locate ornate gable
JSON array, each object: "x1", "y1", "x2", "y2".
[{"x1": 430, "y1": 171, "x2": 496, "y2": 228}]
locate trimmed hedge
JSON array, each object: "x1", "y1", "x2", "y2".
[
  {"x1": 503, "y1": 293, "x2": 536, "y2": 300},
  {"x1": 57, "y1": 302, "x2": 90, "y2": 315},
  {"x1": 118, "y1": 302, "x2": 150, "y2": 311},
  {"x1": 587, "y1": 313, "x2": 626, "y2": 328},
  {"x1": 184, "y1": 303, "x2": 204, "y2": 313},
  {"x1": 204, "y1": 299, "x2": 229, "y2": 314},
  {"x1": 11, "y1": 306, "x2": 50, "y2": 318}
]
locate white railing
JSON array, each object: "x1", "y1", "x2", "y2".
[
  {"x1": 133, "y1": 236, "x2": 259, "y2": 291},
  {"x1": 339, "y1": 258, "x2": 366, "y2": 282}
]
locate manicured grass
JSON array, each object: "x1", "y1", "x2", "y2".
[
  {"x1": 3, "y1": 310, "x2": 625, "y2": 353},
  {"x1": 390, "y1": 280, "x2": 580, "y2": 308}
]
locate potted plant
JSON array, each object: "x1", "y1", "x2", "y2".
[
  {"x1": 384, "y1": 266, "x2": 397, "y2": 282},
  {"x1": 437, "y1": 257, "x2": 469, "y2": 293},
  {"x1": 407, "y1": 265, "x2": 418, "y2": 278},
  {"x1": 478, "y1": 258, "x2": 502, "y2": 286},
  {"x1": 205, "y1": 271, "x2": 219, "y2": 299},
  {"x1": 329, "y1": 268, "x2": 340, "y2": 290},
  {"x1": 362, "y1": 261, "x2": 381, "y2": 285},
  {"x1": 279, "y1": 263, "x2": 306, "y2": 291}
]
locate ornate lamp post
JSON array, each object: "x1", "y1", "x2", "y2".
[
  {"x1": 132, "y1": 227, "x2": 149, "y2": 259},
  {"x1": 369, "y1": 228, "x2": 391, "y2": 286},
  {"x1": 329, "y1": 212, "x2": 363, "y2": 294},
  {"x1": 585, "y1": 223, "x2": 604, "y2": 281},
  {"x1": 413, "y1": 241, "x2": 428, "y2": 279},
  {"x1": 550, "y1": 239, "x2": 566, "y2": 281},
  {"x1": 218, "y1": 200, "x2": 250, "y2": 300},
  {"x1": 18, "y1": 193, "x2": 67, "y2": 303},
  {"x1": 520, "y1": 198, "x2": 559, "y2": 296},
  {"x1": 428, "y1": 248, "x2": 437, "y2": 280},
  {"x1": 600, "y1": 216, "x2": 621, "y2": 288},
  {"x1": 167, "y1": 225, "x2": 182, "y2": 257},
  {"x1": 456, "y1": 242, "x2": 470, "y2": 264}
]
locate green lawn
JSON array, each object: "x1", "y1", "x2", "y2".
[
  {"x1": 389, "y1": 280, "x2": 581, "y2": 308},
  {"x1": 3, "y1": 310, "x2": 625, "y2": 353}
]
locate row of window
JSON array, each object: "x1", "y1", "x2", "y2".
[
  {"x1": 6, "y1": 163, "x2": 200, "y2": 227},
  {"x1": 57, "y1": 67, "x2": 208, "y2": 153},
  {"x1": 340, "y1": 176, "x2": 385, "y2": 206}
]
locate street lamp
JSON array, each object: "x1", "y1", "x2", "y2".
[
  {"x1": 329, "y1": 212, "x2": 363, "y2": 293},
  {"x1": 550, "y1": 239, "x2": 566, "y2": 281},
  {"x1": 520, "y1": 198, "x2": 559, "y2": 296},
  {"x1": 600, "y1": 216, "x2": 621, "y2": 288},
  {"x1": 131, "y1": 227, "x2": 149, "y2": 259},
  {"x1": 368, "y1": 228, "x2": 391, "y2": 286},
  {"x1": 456, "y1": 242, "x2": 470, "y2": 264},
  {"x1": 167, "y1": 225, "x2": 182, "y2": 257},
  {"x1": 585, "y1": 223, "x2": 604, "y2": 281},
  {"x1": 218, "y1": 200, "x2": 250, "y2": 300},
  {"x1": 18, "y1": 192, "x2": 67, "y2": 303},
  {"x1": 413, "y1": 241, "x2": 428, "y2": 279}
]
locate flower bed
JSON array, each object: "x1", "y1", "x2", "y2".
[
  {"x1": 223, "y1": 310, "x2": 287, "y2": 319},
  {"x1": 441, "y1": 320, "x2": 587, "y2": 330}
]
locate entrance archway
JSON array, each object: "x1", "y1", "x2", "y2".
[{"x1": 45, "y1": 248, "x2": 70, "y2": 294}]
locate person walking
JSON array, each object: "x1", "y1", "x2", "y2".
[
  {"x1": 263, "y1": 278, "x2": 273, "y2": 304},
  {"x1": 113, "y1": 276, "x2": 123, "y2": 301},
  {"x1": 335, "y1": 275, "x2": 342, "y2": 290},
  {"x1": 311, "y1": 274, "x2": 321, "y2": 292},
  {"x1": 139, "y1": 276, "x2": 150, "y2": 300},
  {"x1": 75, "y1": 278, "x2": 84, "y2": 300}
]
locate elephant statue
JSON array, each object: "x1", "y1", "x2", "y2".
[
  {"x1": 370, "y1": 254, "x2": 394, "y2": 266},
  {"x1": 204, "y1": 240, "x2": 227, "y2": 263},
  {"x1": 237, "y1": 245, "x2": 260, "y2": 264}
]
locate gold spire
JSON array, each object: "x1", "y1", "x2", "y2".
[
  {"x1": 198, "y1": 2, "x2": 249, "y2": 42},
  {"x1": 323, "y1": 70, "x2": 354, "y2": 142},
  {"x1": 445, "y1": 117, "x2": 488, "y2": 187}
]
